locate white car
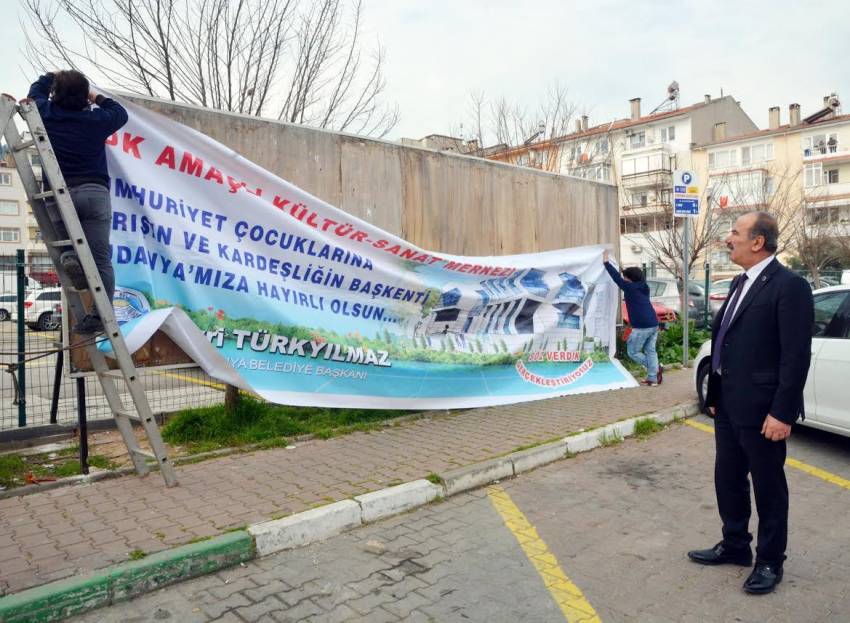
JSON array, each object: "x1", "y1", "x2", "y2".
[
  {"x1": 9, "y1": 287, "x2": 62, "y2": 331},
  {"x1": 694, "y1": 285, "x2": 850, "y2": 437}
]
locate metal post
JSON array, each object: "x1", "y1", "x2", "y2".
[
  {"x1": 703, "y1": 194, "x2": 713, "y2": 327},
  {"x1": 50, "y1": 325, "x2": 63, "y2": 424},
  {"x1": 682, "y1": 219, "x2": 690, "y2": 367},
  {"x1": 15, "y1": 249, "x2": 26, "y2": 427},
  {"x1": 76, "y1": 376, "x2": 89, "y2": 475}
]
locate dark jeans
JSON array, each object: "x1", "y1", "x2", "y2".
[
  {"x1": 714, "y1": 398, "x2": 789, "y2": 565},
  {"x1": 54, "y1": 184, "x2": 114, "y2": 305}
]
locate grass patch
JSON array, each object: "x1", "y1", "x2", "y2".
[
  {"x1": 0, "y1": 448, "x2": 116, "y2": 489},
  {"x1": 634, "y1": 418, "x2": 665, "y2": 438},
  {"x1": 425, "y1": 473, "x2": 443, "y2": 485},
  {"x1": 128, "y1": 549, "x2": 147, "y2": 561},
  {"x1": 161, "y1": 395, "x2": 410, "y2": 452},
  {"x1": 599, "y1": 430, "x2": 623, "y2": 447},
  {"x1": 0, "y1": 455, "x2": 28, "y2": 489}
]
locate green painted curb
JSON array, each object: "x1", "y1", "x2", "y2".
[{"x1": 0, "y1": 530, "x2": 254, "y2": 623}]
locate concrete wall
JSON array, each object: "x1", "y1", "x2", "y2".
[{"x1": 126, "y1": 95, "x2": 619, "y2": 256}]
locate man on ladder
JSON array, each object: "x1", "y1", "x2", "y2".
[
  {"x1": 1, "y1": 73, "x2": 177, "y2": 485},
  {"x1": 28, "y1": 70, "x2": 128, "y2": 334}
]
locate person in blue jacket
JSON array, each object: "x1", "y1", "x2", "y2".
[
  {"x1": 603, "y1": 249, "x2": 662, "y2": 386},
  {"x1": 28, "y1": 70, "x2": 128, "y2": 334}
]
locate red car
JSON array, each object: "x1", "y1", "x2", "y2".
[
  {"x1": 621, "y1": 301, "x2": 677, "y2": 341},
  {"x1": 621, "y1": 301, "x2": 678, "y2": 326}
]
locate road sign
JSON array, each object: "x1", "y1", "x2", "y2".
[
  {"x1": 674, "y1": 197, "x2": 699, "y2": 215},
  {"x1": 673, "y1": 169, "x2": 700, "y2": 218}
]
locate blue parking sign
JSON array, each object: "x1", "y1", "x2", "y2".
[{"x1": 674, "y1": 197, "x2": 699, "y2": 216}]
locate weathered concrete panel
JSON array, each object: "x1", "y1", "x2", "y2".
[{"x1": 126, "y1": 95, "x2": 618, "y2": 256}]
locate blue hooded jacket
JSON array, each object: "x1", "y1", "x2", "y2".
[{"x1": 28, "y1": 74, "x2": 128, "y2": 188}]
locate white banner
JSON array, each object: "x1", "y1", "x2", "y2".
[{"x1": 101, "y1": 98, "x2": 637, "y2": 408}]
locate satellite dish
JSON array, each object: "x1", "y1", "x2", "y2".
[{"x1": 667, "y1": 81, "x2": 680, "y2": 100}]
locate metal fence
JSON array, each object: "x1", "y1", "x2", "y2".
[{"x1": 1, "y1": 250, "x2": 225, "y2": 436}]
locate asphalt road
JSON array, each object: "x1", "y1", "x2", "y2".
[{"x1": 72, "y1": 414, "x2": 850, "y2": 622}]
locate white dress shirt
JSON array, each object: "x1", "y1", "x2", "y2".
[{"x1": 722, "y1": 254, "x2": 775, "y2": 323}]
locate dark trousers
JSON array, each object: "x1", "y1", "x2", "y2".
[
  {"x1": 714, "y1": 387, "x2": 789, "y2": 565},
  {"x1": 48, "y1": 183, "x2": 115, "y2": 303}
]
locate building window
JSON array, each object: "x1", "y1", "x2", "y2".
[
  {"x1": 596, "y1": 138, "x2": 608, "y2": 154},
  {"x1": 629, "y1": 132, "x2": 645, "y2": 149},
  {"x1": 741, "y1": 142, "x2": 773, "y2": 166},
  {"x1": 0, "y1": 227, "x2": 21, "y2": 242},
  {"x1": 765, "y1": 176, "x2": 775, "y2": 196},
  {"x1": 0, "y1": 173, "x2": 11, "y2": 186},
  {"x1": 708, "y1": 148, "x2": 737, "y2": 170},
  {"x1": 826, "y1": 169, "x2": 839, "y2": 184},
  {"x1": 805, "y1": 163, "x2": 823, "y2": 187},
  {"x1": 0, "y1": 200, "x2": 18, "y2": 216},
  {"x1": 659, "y1": 126, "x2": 675, "y2": 142}
]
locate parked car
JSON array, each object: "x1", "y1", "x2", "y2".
[
  {"x1": 646, "y1": 277, "x2": 704, "y2": 327},
  {"x1": 9, "y1": 287, "x2": 62, "y2": 331},
  {"x1": 0, "y1": 271, "x2": 44, "y2": 293},
  {"x1": 0, "y1": 294, "x2": 17, "y2": 321},
  {"x1": 694, "y1": 284, "x2": 850, "y2": 438},
  {"x1": 707, "y1": 278, "x2": 733, "y2": 320},
  {"x1": 622, "y1": 301, "x2": 677, "y2": 326}
]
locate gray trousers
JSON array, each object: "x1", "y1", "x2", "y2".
[{"x1": 52, "y1": 184, "x2": 115, "y2": 304}]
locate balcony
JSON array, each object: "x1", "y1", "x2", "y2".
[
  {"x1": 803, "y1": 144, "x2": 850, "y2": 165},
  {"x1": 804, "y1": 180, "x2": 850, "y2": 203},
  {"x1": 620, "y1": 144, "x2": 674, "y2": 190}
]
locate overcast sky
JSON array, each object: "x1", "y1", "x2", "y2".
[{"x1": 2, "y1": 0, "x2": 849, "y2": 142}]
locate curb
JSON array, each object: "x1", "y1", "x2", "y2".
[
  {"x1": 0, "y1": 531, "x2": 254, "y2": 623},
  {"x1": 0, "y1": 401, "x2": 699, "y2": 622}
]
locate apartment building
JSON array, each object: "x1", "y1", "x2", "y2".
[
  {"x1": 692, "y1": 95, "x2": 849, "y2": 278},
  {"x1": 486, "y1": 87, "x2": 757, "y2": 275},
  {"x1": 0, "y1": 144, "x2": 49, "y2": 270}
]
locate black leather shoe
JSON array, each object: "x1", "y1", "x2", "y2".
[
  {"x1": 743, "y1": 562, "x2": 783, "y2": 594},
  {"x1": 687, "y1": 542, "x2": 752, "y2": 566}
]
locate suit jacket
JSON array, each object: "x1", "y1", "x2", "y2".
[{"x1": 705, "y1": 259, "x2": 814, "y2": 426}]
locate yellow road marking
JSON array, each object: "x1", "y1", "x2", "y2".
[
  {"x1": 488, "y1": 485, "x2": 601, "y2": 622},
  {"x1": 786, "y1": 458, "x2": 850, "y2": 490},
  {"x1": 684, "y1": 419, "x2": 715, "y2": 434},
  {"x1": 152, "y1": 370, "x2": 225, "y2": 390},
  {"x1": 683, "y1": 419, "x2": 850, "y2": 490}
]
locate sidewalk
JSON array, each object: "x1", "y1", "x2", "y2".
[{"x1": 0, "y1": 369, "x2": 694, "y2": 598}]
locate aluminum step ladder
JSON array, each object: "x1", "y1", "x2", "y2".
[{"x1": 1, "y1": 93, "x2": 178, "y2": 486}]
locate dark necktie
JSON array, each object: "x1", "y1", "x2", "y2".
[{"x1": 711, "y1": 274, "x2": 748, "y2": 373}]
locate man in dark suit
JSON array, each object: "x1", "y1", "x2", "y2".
[{"x1": 687, "y1": 211, "x2": 813, "y2": 595}]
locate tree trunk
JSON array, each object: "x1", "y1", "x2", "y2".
[{"x1": 224, "y1": 384, "x2": 240, "y2": 413}]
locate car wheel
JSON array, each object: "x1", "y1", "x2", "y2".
[
  {"x1": 696, "y1": 359, "x2": 712, "y2": 416},
  {"x1": 0, "y1": 309, "x2": 9, "y2": 321},
  {"x1": 36, "y1": 312, "x2": 59, "y2": 331}
]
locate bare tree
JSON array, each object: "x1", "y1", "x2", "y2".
[
  {"x1": 22, "y1": 0, "x2": 398, "y2": 136},
  {"x1": 451, "y1": 83, "x2": 579, "y2": 171},
  {"x1": 785, "y1": 188, "x2": 850, "y2": 287},
  {"x1": 635, "y1": 165, "x2": 805, "y2": 283}
]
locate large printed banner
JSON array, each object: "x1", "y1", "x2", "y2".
[{"x1": 101, "y1": 99, "x2": 637, "y2": 408}]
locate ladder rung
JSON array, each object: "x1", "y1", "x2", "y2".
[
  {"x1": 13, "y1": 139, "x2": 35, "y2": 152},
  {"x1": 47, "y1": 239, "x2": 73, "y2": 247},
  {"x1": 130, "y1": 448, "x2": 156, "y2": 461},
  {"x1": 33, "y1": 190, "x2": 56, "y2": 200},
  {"x1": 99, "y1": 370, "x2": 126, "y2": 380}
]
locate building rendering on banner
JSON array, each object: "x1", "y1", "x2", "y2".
[{"x1": 416, "y1": 268, "x2": 588, "y2": 352}]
